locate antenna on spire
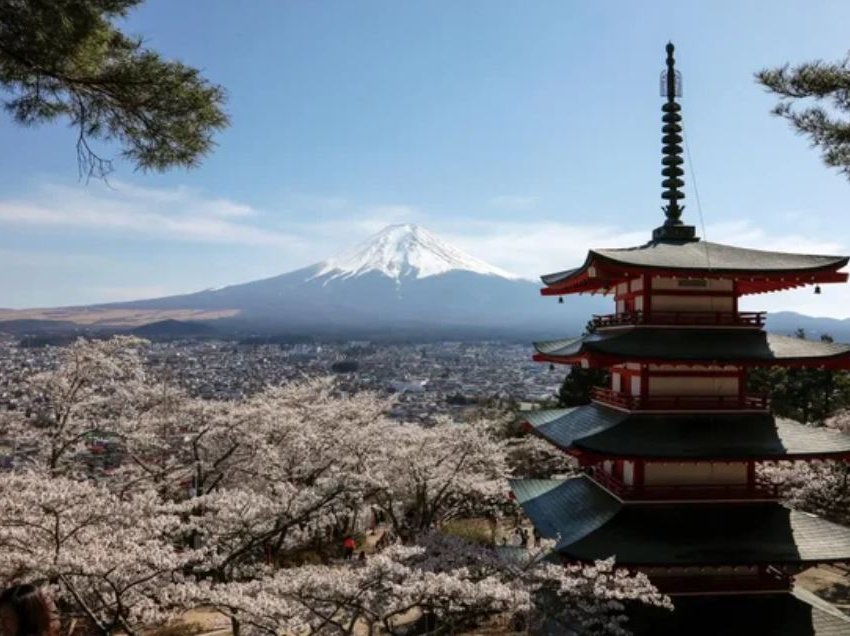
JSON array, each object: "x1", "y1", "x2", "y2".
[{"x1": 653, "y1": 42, "x2": 698, "y2": 242}]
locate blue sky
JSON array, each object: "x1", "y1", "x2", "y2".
[{"x1": 3, "y1": 0, "x2": 850, "y2": 316}]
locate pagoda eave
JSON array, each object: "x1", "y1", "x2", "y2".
[
  {"x1": 534, "y1": 329, "x2": 850, "y2": 369},
  {"x1": 511, "y1": 477, "x2": 850, "y2": 568},
  {"x1": 552, "y1": 444, "x2": 850, "y2": 465},
  {"x1": 567, "y1": 446, "x2": 850, "y2": 464},
  {"x1": 533, "y1": 351, "x2": 850, "y2": 370},
  {"x1": 540, "y1": 256, "x2": 848, "y2": 297}
]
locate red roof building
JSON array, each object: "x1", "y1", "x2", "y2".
[{"x1": 511, "y1": 43, "x2": 850, "y2": 634}]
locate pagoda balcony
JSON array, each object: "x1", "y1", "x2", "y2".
[
  {"x1": 650, "y1": 573, "x2": 791, "y2": 595},
  {"x1": 592, "y1": 387, "x2": 769, "y2": 411},
  {"x1": 592, "y1": 310, "x2": 766, "y2": 329},
  {"x1": 589, "y1": 467, "x2": 781, "y2": 501}
]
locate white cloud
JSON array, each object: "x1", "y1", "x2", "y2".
[
  {"x1": 0, "y1": 181, "x2": 296, "y2": 247},
  {"x1": 2, "y1": 180, "x2": 849, "y2": 319},
  {"x1": 437, "y1": 221, "x2": 647, "y2": 280},
  {"x1": 705, "y1": 220, "x2": 844, "y2": 255}
]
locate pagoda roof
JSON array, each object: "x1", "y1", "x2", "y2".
[
  {"x1": 524, "y1": 404, "x2": 850, "y2": 460},
  {"x1": 534, "y1": 329, "x2": 850, "y2": 368},
  {"x1": 540, "y1": 240, "x2": 848, "y2": 296},
  {"x1": 510, "y1": 476, "x2": 850, "y2": 566},
  {"x1": 626, "y1": 591, "x2": 850, "y2": 635}
]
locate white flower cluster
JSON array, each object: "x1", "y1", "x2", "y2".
[{"x1": 0, "y1": 337, "x2": 668, "y2": 635}]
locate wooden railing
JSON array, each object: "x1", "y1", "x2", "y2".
[
  {"x1": 592, "y1": 387, "x2": 769, "y2": 411},
  {"x1": 589, "y1": 467, "x2": 780, "y2": 501},
  {"x1": 592, "y1": 310, "x2": 766, "y2": 328}
]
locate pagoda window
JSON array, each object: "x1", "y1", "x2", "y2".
[
  {"x1": 612, "y1": 459, "x2": 624, "y2": 481},
  {"x1": 623, "y1": 460, "x2": 635, "y2": 486},
  {"x1": 650, "y1": 293, "x2": 735, "y2": 313},
  {"x1": 644, "y1": 461, "x2": 748, "y2": 487},
  {"x1": 646, "y1": 276, "x2": 737, "y2": 315},
  {"x1": 651, "y1": 277, "x2": 734, "y2": 291},
  {"x1": 647, "y1": 375, "x2": 738, "y2": 397},
  {"x1": 610, "y1": 365, "x2": 641, "y2": 395}
]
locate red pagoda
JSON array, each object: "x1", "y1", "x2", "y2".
[{"x1": 511, "y1": 43, "x2": 850, "y2": 634}]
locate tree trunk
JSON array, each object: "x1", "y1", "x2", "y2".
[{"x1": 230, "y1": 615, "x2": 241, "y2": 636}]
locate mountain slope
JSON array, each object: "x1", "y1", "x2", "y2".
[
  {"x1": 86, "y1": 224, "x2": 605, "y2": 335},
  {"x1": 2, "y1": 224, "x2": 847, "y2": 339}
]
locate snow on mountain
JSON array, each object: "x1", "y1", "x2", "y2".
[
  {"x1": 313, "y1": 224, "x2": 520, "y2": 282},
  {"x1": 14, "y1": 222, "x2": 605, "y2": 337}
]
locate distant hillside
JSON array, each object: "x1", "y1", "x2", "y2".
[
  {"x1": 129, "y1": 319, "x2": 218, "y2": 339},
  {"x1": 0, "y1": 319, "x2": 86, "y2": 334},
  {"x1": 766, "y1": 312, "x2": 850, "y2": 342},
  {"x1": 0, "y1": 224, "x2": 605, "y2": 338},
  {"x1": 1, "y1": 224, "x2": 847, "y2": 342}
]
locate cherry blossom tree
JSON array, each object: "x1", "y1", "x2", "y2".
[
  {"x1": 362, "y1": 417, "x2": 509, "y2": 542},
  {"x1": 1, "y1": 336, "x2": 166, "y2": 478},
  {"x1": 195, "y1": 534, "x2": 669, "y2": 636},
  {"x1": 0, "y1": 337, "x2": 669, "y2": 636},
  {"x1": 759, "y1": 411, "x2": 850, "y2": 526},
  {"x1": 0, "y1": 473, "x2": 191, "y2": 635}
]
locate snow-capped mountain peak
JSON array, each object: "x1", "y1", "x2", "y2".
[{"x1": 313, "y1": 224, "x2": 520, "y2": 282}]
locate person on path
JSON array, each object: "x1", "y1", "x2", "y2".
[
  {"x1": 512, "y1": 527, "x2": 523, "y2": 547},
  {"x1": 343, "y1": 535, "x2": 356, "y2": 560},
  {"x1": 0, "y1": 584, "x2": 58, "y2": 636}
]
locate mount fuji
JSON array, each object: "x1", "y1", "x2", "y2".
[
  {"x1": 313, "y1": 224, "x2": 520, "y2": 283},
  {"x1": 1, "y1": 225, "x2": 605, "y2": 339}
]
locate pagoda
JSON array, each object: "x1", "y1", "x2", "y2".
[{"x1": 511, "y1": 43, "x2": 850, "y2": 634}]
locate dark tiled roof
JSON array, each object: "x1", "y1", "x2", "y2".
[
  {"x1": 627, "y1": 592, "x2": 850, "y2": 636},
  {"x1": 541, "y1": 240, "x2": 848, "y2": 284},
  {"x1": 525, "y1": 404, "x2": 850, "y2": 458},
  {"x1": 511, "y1": 477, "x2": 850, "y2": 565},
  {"x1": 524, "y1": 404, "x2": 624, "y2": 448},
  {"x1": 508, "y1": 478, "x2": 619, "y2": 546},
  {"x1": 534, "y1": 329, "x2": 850, "y2": 363},
  {"x1": 540, "y1": 266, "x2": 583, "y2": 286},
  {"x1": 595, "y1": 241, "x2": 847, "y2": 272}
]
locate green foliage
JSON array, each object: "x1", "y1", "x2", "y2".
[
  {"x1": 757, "y1": 56, "x2": 850, "y2": 179},
  {"x1": 557, "y1": 365, "x2": 610, "y2": 408},
  {"x1": 748, "y1": 331, "x2": 850, "y2": 424},
  {"x1": 555, "y1": 319, "x2": 609, "y2": 407},
  {"x1": 441, "y1": 518, "x2": 493, "y2": 545},
  {"x1": 0, "y1": 0, "x2": 228, "y2": 177}
]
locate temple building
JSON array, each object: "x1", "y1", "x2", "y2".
[{"x1": 511, "y1": 43, "x2": 850, "y2": 634}]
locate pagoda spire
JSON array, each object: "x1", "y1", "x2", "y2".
[{"x1": 653, "y1": 42, "x2": 697, "y2": 242}]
